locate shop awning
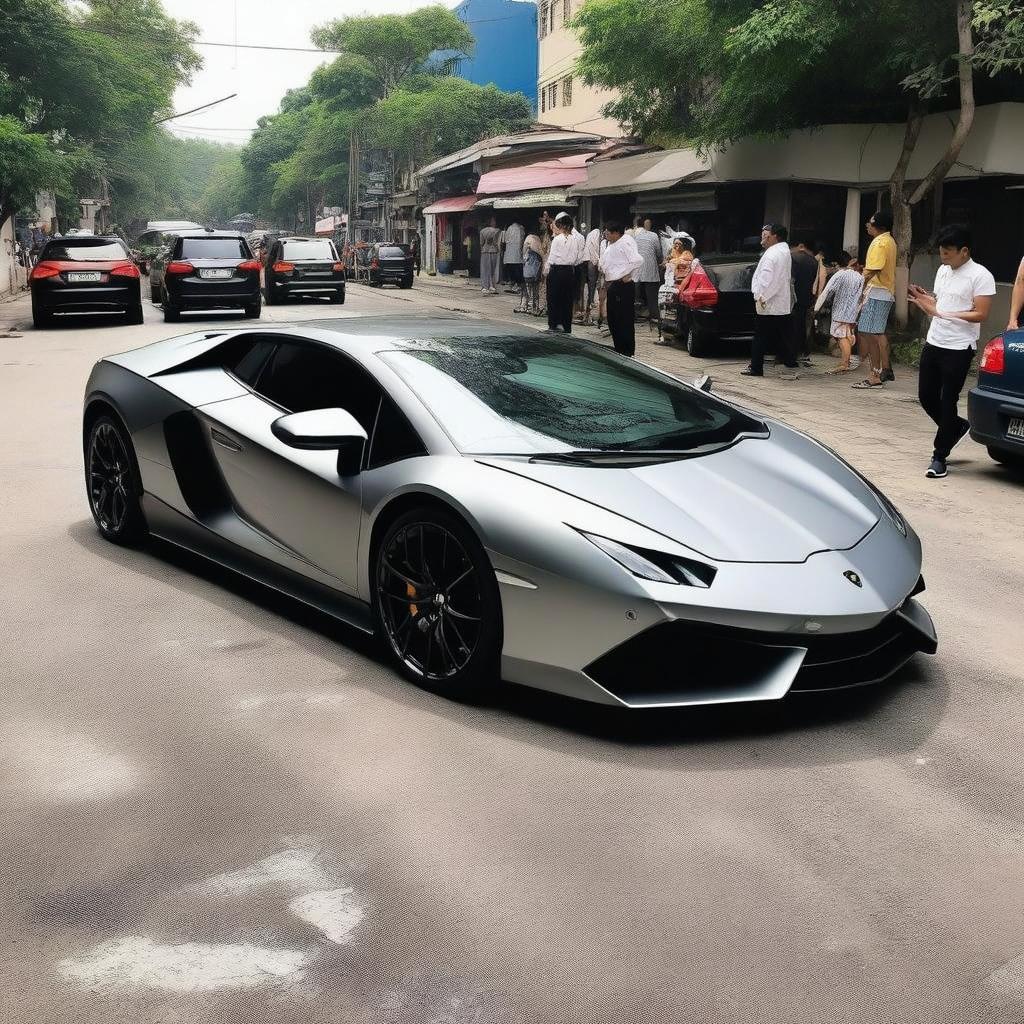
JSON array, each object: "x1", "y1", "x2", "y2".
[
  {"x1": 314, "y1": 215, "x2": 346, "y2": 235},
  {"x1": 487, "y1": 189, "x2": 578, "y2": 209},
  {"x1": 423, "y1": 194, "x2": 479, "y2": 215},
  {"x1": 476, "y1": 156, "x2": 593, "y2": 196},
  {"x1": 568, "y1": 150, "x2": 711, "y2": 197}
]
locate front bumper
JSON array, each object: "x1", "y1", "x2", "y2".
[
  {"x1": 968, "y1": 384, "x2": 1024, "y2": 456},
  {"x1": 582, "y1": 596, "x2": 935, "y2": 707},
  {"x1": 495, "y1": 515, "x2": 936, "y2": 708}
]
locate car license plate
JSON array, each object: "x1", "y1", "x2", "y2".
[
  {"x1": 1008, "y1": 418, "x2": 1024, "y2": 439},
  {"x1": 199, "y1": 268, "x2": 232, "y2": 279},
  {"x1": 66, "y1": 271, "x2": 101, "y2": 282}
]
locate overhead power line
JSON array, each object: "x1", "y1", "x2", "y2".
[{"x1": 154, "y1": 93, "x2": 238, "y2": 125}]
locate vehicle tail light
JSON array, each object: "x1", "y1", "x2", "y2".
[
  {"x1": 237, "y1": 259, "x2": 261, "y2": 272},
  {"x1": 980, "y1": 335, "x2": 1004, "y2": 374},
  {"x1": 332, "y1": 262, "x2": 345, "y2": 272},
  {"x1": 272, "y1": 261, "x2": 295, "y2": 273},
  {"x1": 110, "y1": 262, "x2": 140, "y2": 279},
  {"x1": 166, "y1": 261, "x2": 194, "y2": 275},
  {"x1": 30, "y1": 261, "x2": 61, "y2": 281}
]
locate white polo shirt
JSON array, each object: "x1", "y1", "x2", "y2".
[{"x1": 926, "y1": 259, "x2": 997, "y2": 350}]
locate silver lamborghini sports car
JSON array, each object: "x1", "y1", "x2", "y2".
[{"x1": 82, "y1": 317, "x2": 937, "y2": 708}]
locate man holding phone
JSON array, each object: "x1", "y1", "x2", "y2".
[{"x1": 909, "y1": 224, "x2": 996, "y2": 479}]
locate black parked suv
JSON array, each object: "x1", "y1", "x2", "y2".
[
  {"x1": 29, "y1": 235, "x2": 143, "y2": 328},
  {"x1": 659, "y1": 254, "x2": 759, "y2": 357},
  {"x1": 264, "y1": 236, "x2": 345, "y2": 305},
  {"x1": 150, "y1": 231, "x2": 261, "y2": 322},
  {"x1": 367, "y1": 243, "x2": 414, "y2": 288}
]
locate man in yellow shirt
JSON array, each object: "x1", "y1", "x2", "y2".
[{"x1": 852, "y1": 209, "x2": 897, "y2": 389}]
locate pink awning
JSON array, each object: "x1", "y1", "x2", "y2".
[
  {"x1": 423, "y1": 194, "x2": 479, "y2": 215},
  {"x1": 476, "y1": 155, "x2": 594, "y2": 195}
]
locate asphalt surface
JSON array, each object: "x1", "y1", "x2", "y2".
[{"x1": 2, "y1": 280, "x2": 1024, "y2": 1024}]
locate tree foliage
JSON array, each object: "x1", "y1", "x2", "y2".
[
  {"x1": 218, "y1": 7, "x2": 530, "y2": 228},
  {"x1": 0, "y1": 0, "x2": 200, "y2": 229}
]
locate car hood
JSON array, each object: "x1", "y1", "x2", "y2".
[{"x1": 479, "y1": 427, "x2": 881, "y2": 563}]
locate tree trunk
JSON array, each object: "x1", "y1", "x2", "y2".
[{"x1": 888, "y1": 0, "x2": 976, "y2": 327}]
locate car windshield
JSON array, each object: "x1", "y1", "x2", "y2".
[
  {"x1": 379, "y1": 246, "x2": 407, "y2": 258},
  {"x1": 42, "y1": 240, "x2": 128, "y2": 262},
  {"x1": 282, "y1": 240, "x2": 335, "y2": 260},
  {"x1": 379, "y1": 335, "x2": 766, "y2": 456},
  {"x1": 180, "y1": 237, "x2": 248, "y2": 259}
]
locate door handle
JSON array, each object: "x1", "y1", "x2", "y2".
[{"x1": 211, "y1": 429, "x2": 243, "y2": 453}]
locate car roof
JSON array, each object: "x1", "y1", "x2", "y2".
[
  {"x1": 279, "y1": 236, "x2": 329, "y2": 242},
  {"x1": 177, "y1": 231, "x2": 245, "y2": 239}
]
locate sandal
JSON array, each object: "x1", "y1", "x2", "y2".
[
  {"x1": 827, "y1": 366, "x2": 851, "y2": 375},
  {"x1": 851, "y1": 379, "x2": 884, "y2": 389}
]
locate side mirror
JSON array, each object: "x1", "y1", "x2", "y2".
[
  {"x1": 271, "y1": 408, "x2": 368, "y2": 476},
  {"x1": 694, "y1": 373, "x2": 713, "y2": 393}
]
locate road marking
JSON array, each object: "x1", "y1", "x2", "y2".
[
  {"x1": 58, "y1": 937, "x2": 307, "y2": 992},
  {"x1": 289, "y1": 889, "x2": 364, "y2": 945}
]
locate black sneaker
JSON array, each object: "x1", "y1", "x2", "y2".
[
  {"x1": 881, "y1": 367, "x2": 896, "y2": 382},
  {"x1": 926, "y1": 458, "x2": 948, "y2": 478}
]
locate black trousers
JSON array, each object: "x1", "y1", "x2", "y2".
[
  {"x1": 638, "y1": 281, "x2": 659, "y2": 322},
  {"x1": 546, "y1": 265, "x2": 574, "y2": 333},
  {"x1": 504, "y1": 262, "x2": 522, "y2": 285},
  {"x1": 606, "y1": 280, "x2": 636, "y2": 356},
  {"x1": 793, "y1": 303, "x2": 813, "y2": 356},
  {"x1": 918, "y1": 342, "x2": 974, "y2": 460},
  {"x1": 751, "y1": 313, "x2": 795, "y2": 373}
]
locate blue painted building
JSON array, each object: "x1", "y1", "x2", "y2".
[{"x1": 436, "y1": 0, "x2": 538, "y2": 107}]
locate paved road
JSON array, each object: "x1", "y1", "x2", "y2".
[{"x1": 2, "y1": 282, "x2": 1023, "y2": 1024}]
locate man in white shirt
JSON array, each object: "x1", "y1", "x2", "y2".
[
  {"x1": 598, "y1": 220, "x2": 643, "y2": 356},
  {"x1": 544, "y1": 211, "x2": 578, "y2": 333},
  {"x1": 744, "y1": 223, "x2": 798, "y2": 379},
  {"x1": 909, "y1": 224, "x2": 996, "y2": 479},
  {"x1": 583, "y1": 224, "x2": 602, "y2": 324},
  {"x1": 502, "y1": 218, "x2": 525, "y2": 293}
]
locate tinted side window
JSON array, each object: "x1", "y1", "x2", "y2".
[
  {"x1": 368, "y1": 395, "x2": 426, "y2": 469},
  {"x1": 224, "y1": 338, "x2": 276, "y2": 386},
  {"x1": 255, "y1": 342, "x2": 382, "y2": 432}
]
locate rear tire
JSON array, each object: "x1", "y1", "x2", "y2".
[
  {"x1": 163, "y1": 302, "x2": 180, "y2": 323},
  {"x1": 31, "y1": 296, "x2": 54, "y2": 329},
  {"x1": 150, "y1": 283, "x2": 160, "y2": 303},
  {"x1": 244, "y1": 296, "x2": 262, "y2": 319},
  {"x1": 687, "y1": 321, "x2": 712, "y2": 357},
  {"x1": 330, "y1": 290, "x2": 345, "y2": 304},
  {"x1": 265, "y1": 286, "x2": 279, "y2": 305},
  {"x1": 988, "y1": 446, "x2": 1024, "y2": 470},
  {"x1": 85, "y1": 415, "x2": 148, "y2": 546},
  {"x1": 126, "y1": 302, "x2": 144, "y2": 325},
  {"x1": 400, "y1": 277, "x2": 413, "y2": 290},
  {"x1": 372, "y1": 507, "x2": 502, "y2": 701}
]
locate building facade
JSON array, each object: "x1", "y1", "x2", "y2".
[
  {"x1": 435, "y1": 0, "x2": 538, "y2": 106},
  {"x1": 537, "y1": 0, "x2": 621, "y2": 136}
]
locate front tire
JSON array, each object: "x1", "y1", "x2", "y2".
[
  {"x1": 85, "y1": 415, "x2": 148, "y2": 545},
  {"x1": 372, "y1": 508, "x2": 501, "y2": 700}
]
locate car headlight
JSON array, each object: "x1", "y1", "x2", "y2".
[{"x1": 580, "y1": 532, "x2": 716, "y2": 587}]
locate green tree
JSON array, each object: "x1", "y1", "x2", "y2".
[
  {"x1": 311, "y1": 6, "x2": 475, "y2": 99},
  {"x1": 574, "y1": 0, "x2": 1024, "y2": 322},
  {"x1": 0, "y1": 0, "x2": 199, "y2": 230}
]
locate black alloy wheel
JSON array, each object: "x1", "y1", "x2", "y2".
[
  {"x1": 373, "y1": 509, "x2": 501, "y2": 698},
  {"x1": 86, "y1": 416, "x2": 147, "y2": 544}
]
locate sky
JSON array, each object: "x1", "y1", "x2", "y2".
[{"x1": 165, "y1": 0, "x2": 461, "y2": 146}]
